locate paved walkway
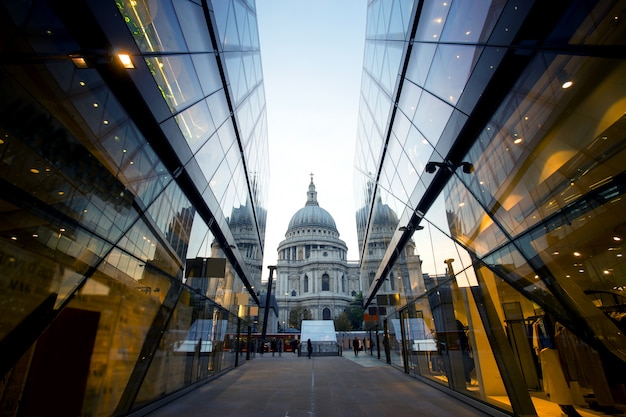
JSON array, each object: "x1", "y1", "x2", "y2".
[{"x1": 140, "y1": 353, "x2": 498, "y2": 417}]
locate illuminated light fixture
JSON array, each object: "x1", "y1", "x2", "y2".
[
  {"x1": 30, "y1": 168, "x2": 39, "y2": 174},
  {"x1": 70, "y1": 55, "x2": 89, "y2": 68},
  {"x1": 557, "y1": 69, "x2": 574, "y2": 89},
  {"x1": 117, "y1": 53, "x2": 135, "y2": 69},
  {"x1": 573, "y1": 251, "x2": 582, "y2": 257},
  {"x1": 613, "y1": 236, "x2": 622, "y2": 241},
  {"x1": 514, "y1": 137, "x2": 523, "y2": 144}
]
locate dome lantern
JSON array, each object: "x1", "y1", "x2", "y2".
[{"x1": 286, "y1": 176, "x2": 338, "y2": 235}]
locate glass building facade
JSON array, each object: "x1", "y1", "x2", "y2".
[
  {"x1": 355, "y1": 0, "x2": 626, "y2": 416},
  {"x1": 0, "y1": 0, "x2": 268, "y2": 416}
]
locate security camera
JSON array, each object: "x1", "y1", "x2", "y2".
[
  {"x1": 460, "y1": 162, "x2": 474, "y2": 174},
  {"x1": 425, "y1": 162, "x2": 437, "y2": 173}
]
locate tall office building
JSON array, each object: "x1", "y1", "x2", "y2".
[
  {"x1": 0, "y1": 1, "x2": 268, "y2": 416},
  {"x1": 355, "y1": 0, "x2": 626, "y2": 416}
]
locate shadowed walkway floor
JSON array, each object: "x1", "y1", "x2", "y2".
[{"x1": 141, "y1": 353, "x2": 500, "y2": 417}]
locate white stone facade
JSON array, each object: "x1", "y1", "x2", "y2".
[{"x1": 275, "y1": 178, "x2": 360, "y2": 330}]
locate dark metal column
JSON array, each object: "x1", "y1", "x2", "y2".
[{"x1": 261, "y1": 266, "x2": 276, "y2": 346}]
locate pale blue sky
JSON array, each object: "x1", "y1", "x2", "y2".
[{"x1": 256, "y1": 1, "x2": 367, "y2": 273}]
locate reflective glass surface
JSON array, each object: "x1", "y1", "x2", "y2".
[
  {"x1": 355, "y1": 0, "x2": 626, "y2": 415},
  {"x1": 0, "y1": 0, "x2": 268, "y2": 415}
]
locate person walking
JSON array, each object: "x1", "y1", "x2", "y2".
[
  {"x1": 278, "y1": 338, "x2": 283, "y2": 357},
  {"x1": 307, "y1": 339, "x2": 313, "y2": 359},
  {"x1": 353, "y1": 337, "x2": 359, "y2": 357}
]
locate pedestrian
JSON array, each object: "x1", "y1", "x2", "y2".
[
  {"x1": 271, "y1": 338, "x2": 277, "y2": 357},
  {"x1": 278, "y1": 338, "x2": 283, "y2": 357},
  {"x1": 353, "y1": 337, "x2": 359, "y2": 356},
  {"x1": 307, "y1": 338, "x2": 313, "y2": 359}
]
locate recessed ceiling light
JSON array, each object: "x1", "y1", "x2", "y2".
[
  {"x1": 117, "y1": 53, "x2": 135, "y2": 69},
  {"x1": 70, "y1": 56, "x2": 89, "y2": 69},
  {"x1": 561, "y1": 81, "x2": 573, "y2": 89}
]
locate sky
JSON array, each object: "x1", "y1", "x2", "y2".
[{"x1": 256, "y1": 1, "x2": 368, "y2": 275}]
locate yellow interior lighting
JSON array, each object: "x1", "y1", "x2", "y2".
[
  {"x1": 70, "y1": 56, "x2": 89, "y2": 69},
  {"x1": 117, "y1": 53, "x2": 135, "y2": 69}
]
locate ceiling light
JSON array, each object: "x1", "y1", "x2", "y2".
[
  {"x1": 70, "y1": 55, "x2": 89, "y2": 69},
  {"x1": 513, "y1": 138, "x2": 523, "y2": 144},
  {"x1": 613, "y1": 236, "x2": 622, "y2": 241},
  {"x1": 561, "y1": 80, "x2": 573, "y2": 89},
  {"x1": 117, "y1": 53, "x2": 135, "y2": 69}
]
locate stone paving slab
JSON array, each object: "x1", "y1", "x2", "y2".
[{"x1": 142, "y1": 354, "x2": 496, "y2": 417}]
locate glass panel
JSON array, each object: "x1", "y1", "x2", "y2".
[
  {"x1": 145, "y1": 183, "x2": 194, "y2": 264},
  {"x1": 68, "y1": 265, "x2": 171, "y2": 417},
  {"x1": 145, "y1": 55, "x2": 203, "y2": 114},
  {"x1": 192, "y1": 54, "x2": 223, "y2": 97},
  {"x1": 414, "y1": 0, "x2": 450, "y2": 42},
  {"x1": 134, "y1": 293, "x2": 233, "y2": 409},
  {"x1": 426, "y1": 44, "x2": 482, "y2": 106},
  {"x1": 195, "y1": 134, "x2": 224, "y2": 184},
  {"x1": 186, "y1": 212, "x2": 217, "y2": 259},
  {"x1": 412, "y1": 91, "x2": 453, "y2": 146},
  {"x1": 439, "y1": 0, "x2": 503, "y2": 43},
  {"x1": 176, "y1": 99, "x2": 216, "y2": 153},
  {"x1": 405, "y1": 43, "x2": 437, "y2": 88},
  {"x1": 173, "y1": 0, "x2": 213, "y2": 52},
  {"x1": 118, "y1": 0, "x2": 187, "y2": 53},
  {"x1": 207, "y1": 91, "x2": 231, "y2": 128}
]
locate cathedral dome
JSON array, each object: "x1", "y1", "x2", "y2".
[
  {"x1": 372, "y1": 197, "x2": 398, "y2": 225},
  {"x1": 286, "y1": 179, "x2": 338, "y2": 233}
]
